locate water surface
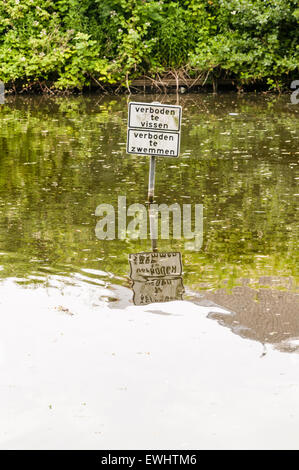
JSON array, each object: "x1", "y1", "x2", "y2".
[{"x1": 0, "y1": 93, "x2": 298, "y2": 350}]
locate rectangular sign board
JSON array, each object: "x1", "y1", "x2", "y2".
[
  {"x1": 128, "y1": 102, "x2": 181, "y2": 132},
  {"x1": 127, "y1": 129, "x2": 179, "y2": 157},
  {"x1": 127, "y1": 102, "x2": 181, "y2": 158},
  {"x1": 129, "y1": 252, "x2": 182, "y2": 282}
]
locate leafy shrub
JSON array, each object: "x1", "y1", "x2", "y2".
[{"x1": 0, "y1": 0, "x2": 297, "y2": 91}]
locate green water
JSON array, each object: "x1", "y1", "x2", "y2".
[{"x1": 0, "y1": 93, "x2": 298, "y2": 292}]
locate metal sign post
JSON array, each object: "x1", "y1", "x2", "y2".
[
  {"x1": 127, "y1": 101, "x2": 182, "y2": 203},
  {"x1": 148, "y1": 155, "x2": 156, "y2": 202}
]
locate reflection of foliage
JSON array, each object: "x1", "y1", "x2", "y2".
[
  {"x1": 0, "y1": 0, "x2": 298, "y2": 90},
  {"x1": 0, "y1": 94, "x2": 298, "y2": 292}
]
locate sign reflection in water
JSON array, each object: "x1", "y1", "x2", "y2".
[{"x1": 129, "y1": 252, "x2": 184, "y2": 306}]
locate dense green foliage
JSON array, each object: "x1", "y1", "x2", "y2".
[{"x1": 0, "y1": 0, "x2": 298, "y2": 91}]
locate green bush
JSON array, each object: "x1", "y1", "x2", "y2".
[{"x1": 0, "y1": 0, "x2": 298, "y2": 91}]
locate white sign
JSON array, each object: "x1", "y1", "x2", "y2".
[
  {"x1": 127, "y1": 102, "x2": 181, "y2": 157},
  {"x1": 127, "y1": 129, "x2": 179, "y2": 157},
  {"x1": 128, "y1": 102, "x2": 181, "y2": 131},
  {"x1": 129, "y1": 252, "x2": 182, "y2": 282}
]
